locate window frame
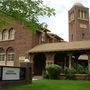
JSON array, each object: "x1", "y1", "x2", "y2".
[{"x1": 7, "y1": 48, "x2": 15, "y2": 61}]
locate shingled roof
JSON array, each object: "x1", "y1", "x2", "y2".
[{"x1": 29, "y1": 40, "x2": 90, "y2": 53}]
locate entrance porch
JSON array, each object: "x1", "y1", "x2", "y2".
[{"x1": 29, "y1": 41, "x2": 90, "y2": 75}]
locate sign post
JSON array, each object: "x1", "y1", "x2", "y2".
[{"x1": 20, "y1": 59, "x2": 32, "y2": 84}]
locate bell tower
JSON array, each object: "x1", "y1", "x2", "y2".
[{"x1": 68, "y1": 3, "x2": 90, "y2": 42}]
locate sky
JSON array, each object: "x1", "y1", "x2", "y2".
[{"x1": 39, "y1": 0, "x2": 90, "y2": 41}]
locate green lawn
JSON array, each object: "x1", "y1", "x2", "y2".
[{"x1": 8, "y1": 80, "x2": 90, "y2": 90}]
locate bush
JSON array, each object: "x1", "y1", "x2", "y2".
[
  {"x1": 88, "y1": 72, "x2": 90, "y2": 80},
  {"x1": 42, "y1": 70, "x2": 49, "y2": 79},
  {"x1": 64, "y1": 67, "x2": 76, "y2": 74},
  {"x1": 64, "y1": 67, "x2": 76, "y2": 80},
  {"x1": 66, "y1": 74, "x2": 75, "y2": 80},
  {"x1": 64, "y1": 67, "x2": 70, "y2": 74},
  {"x1": 46, "y1": 64, "x2": 62, "y2": 79},
  {"x1": 76, "y1": 64, "x2": 85, "y2": 74},
  {"x1": 84, "y1": 67, "x2": 88, "y2": 74}
]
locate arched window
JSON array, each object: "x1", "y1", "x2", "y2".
[
  {"x1": 9, "y1": 29, "x2": 15, "y2": 40},
  {"x1": 7, "y1": 47, "x2": 15, "y2": 61},
  {"x1": 0, "y1": 48, "x2": 5, "y2": 61},
  {"x1": 2, "y1": 29, "x2": 8, "y2": 40}
]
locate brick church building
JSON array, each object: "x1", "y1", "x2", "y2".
[
  {"x1": 29, "y1": 3, "x2": 90, "y2": 75},
  {"x1": 0, "y1": 3, "x2": 90, "y2": 75},
  {"x1": 0, "y1": 12, "x2": 63, "y2": 66}
]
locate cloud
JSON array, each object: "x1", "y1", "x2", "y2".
[
  {"x1": 42, "y1": 0, "x2": 71, "y2": 41},
  {"x1": 40, "y1": 0, "x2": 90, "y2": 41}
]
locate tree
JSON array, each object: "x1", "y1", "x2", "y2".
[{"x1": 0, "y1": 0, "x2": 55, "y2": 32}]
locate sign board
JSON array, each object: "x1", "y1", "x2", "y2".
[{"x1": 2, "y1": 67, "x2": 20, "y2": 80}]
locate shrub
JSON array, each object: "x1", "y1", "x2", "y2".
[
  {"x1": 66, "y1": 74, "x2": 75, "y2": 80},
  {"x1": 64, "y1": 67, "x2": 70, "y2": 74},
  {"x1": 64, "y1": 67, "x2": 76, "y2": 74},
  {"x1": 64, "y1": 67, "x2": 76, "y2": 80},
  {"x1": 88, "y1": 72, "x2": 90, "y2": 80},
  {"x1": 46, "y1": 64, "x2": 62, "y2": 79},
  {"x1": 42, "y1": 70, "x2": 49, "y2": 79},
  {"x1": 84, "y1": 67, "x2": 88, "y2": 74},
  {"x1": 70, "y1": 67, "x2": 76, "y2": 74},
  {"x1": 76, "y1": 64, "x2": 85, "y2": 74}
]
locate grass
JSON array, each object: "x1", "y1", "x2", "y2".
[{"x1": 7, "y1": 80, "x2": 90, "y2": 90}]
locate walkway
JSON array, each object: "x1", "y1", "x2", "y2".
[{"x1": 32, "y1": 76, "x2": 43, "y2": 80}]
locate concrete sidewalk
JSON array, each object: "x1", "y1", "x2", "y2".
[{"x1": 32, "y1": 76, "x2": 43, "y2": 80}]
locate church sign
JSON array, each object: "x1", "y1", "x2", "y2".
[
  {"x1": 0, "y1": 63, "x2": 32, "y2": 88},
  {"x1": 2, "y1": 67, "x2": 20, "y2": 80},
  {"x1": 0, "y1": 66, "x2": 26, "y2": 81}
]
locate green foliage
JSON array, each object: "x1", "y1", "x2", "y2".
[
  {"x1": 64, "y1": 67, "x2": 76, "y2": 74},
  {"x1": 0, "y1": 0, "x2": 55, "y2": 32},
  {"x1": 42, "y1": 70, "x2": 49, "y2": 79},
  {"x1": 46, "y1": 64, "x2": 62, "y2": 79},
  {"x1": 64, "y1": 67, "x2": 69, "y2": 74},
  {"x1": 88, "y1": 72, "x2": 90, "y2": 80},
  {"x1": 0, "y1": 19, "x2": 7, "y2": 28},
  {"x1": 84, "y1": 67, "x2": 88, "y2": 74},
  {"x1": 64, "y1": 67, "x2": 76, "y2": 80},
  {"x1": 66, "y1": 74, "x2": 75, "y2": 80},
  {"x1": 0, "y1": 11, "x2": 15, "y2": 29},
  {"x1": 76, "y1": 64, "x2": 85, "y2": 74}
]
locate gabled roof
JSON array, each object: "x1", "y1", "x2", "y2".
[
  {"x1": 47, "y1": 33, "x2": 64, "y2": 40},
  {"x1": 29, "y1": 40, "x2": 90, "y2": 53}
]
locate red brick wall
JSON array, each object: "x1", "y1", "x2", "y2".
[
  {"x1": 69, "y1": 5, "x2": 90, "y2": 41},
  {"x1": 0, "y1": 21, "x2": 40, "y2": 66}
]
